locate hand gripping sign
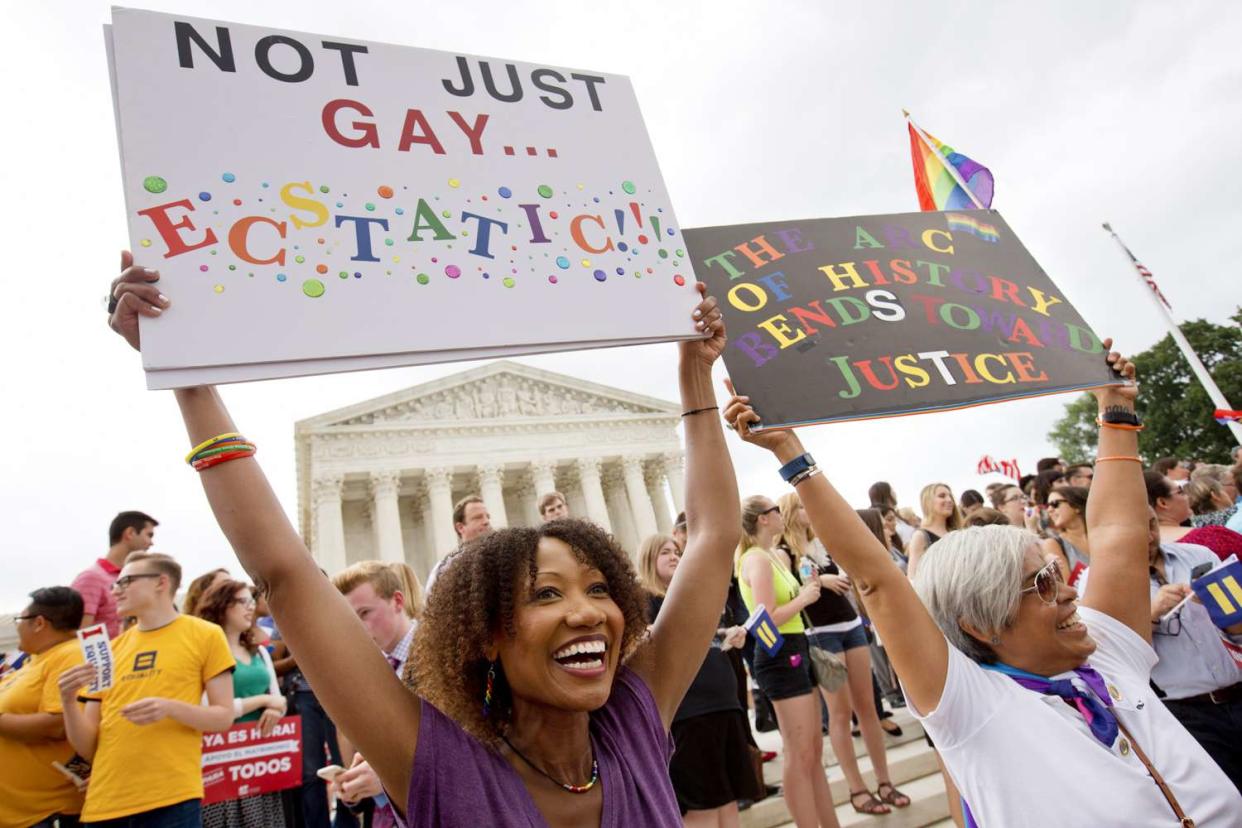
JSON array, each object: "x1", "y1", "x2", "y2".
[{"x1": 76, "y1": 623, "x2": 115, "y2": 692}]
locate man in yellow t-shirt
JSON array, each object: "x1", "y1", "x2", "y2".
[
  {"x1": 59, "y1": 553, "x2": 234, "y2": 827},
  {"x1": 0, "y1": 587, "x2": 88, "y2": 828}
]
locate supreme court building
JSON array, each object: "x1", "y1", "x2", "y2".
[{"x1": 295, "y1": 361, "x2": 685, "y2": 579}]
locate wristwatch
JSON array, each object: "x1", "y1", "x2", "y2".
[{"x1": 779, "y1": 452, "x2": 816, "y2": 483}]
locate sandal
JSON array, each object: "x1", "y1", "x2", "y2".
[
  {"x1": 877, "y1": 781, "x2": 911, "y2": 808},
  {"x1": 849, "y1": 790, "x2": 891, "y2": 815}
]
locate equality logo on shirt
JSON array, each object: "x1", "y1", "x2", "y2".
[{"x1": 133, "y1": 651, "x2": 158, "y2": 671}]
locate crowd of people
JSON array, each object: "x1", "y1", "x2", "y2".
[{"x1": 1, "y1": 266, "x2": 1241, "y2": 827}]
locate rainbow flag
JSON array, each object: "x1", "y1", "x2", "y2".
[
  {"x1": 948, "y1": 213, "x2": 1001, "y2": 243},
  {"x1": 908, "y1": 120, "x2": 994, "y2": 211}
]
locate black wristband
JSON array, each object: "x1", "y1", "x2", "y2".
[
  {"x1": 1099, "y1": 406, "x2": 1140, "y2": 427},
  {"x1": 681, "y1": 406, "x2": 718, "y2": 418}
]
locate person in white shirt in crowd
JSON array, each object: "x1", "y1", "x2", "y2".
[
  {"x1": 724, "y1": 345, "x2": 1242, "y2": 827},
  {"x1": 538, "y1": 491, "x2": 570, "y2": 523},
  {"x1": 329, "y1": 561, "x2": 423, "y2": 828},
  {"x1": 1079, "y1": 507, "x2": 1242, "y2": 791}
]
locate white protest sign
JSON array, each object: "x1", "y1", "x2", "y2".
[
  {"x1": 76, "y1": 623, "x2": 115, "y2": 692},
  {"x1": 106, "y1": 9, "x2": 701, "y2": 387}
]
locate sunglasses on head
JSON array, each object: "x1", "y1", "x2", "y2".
[{"x1": 1019, "y1": 558, "x2": 1063, "y2": 605}]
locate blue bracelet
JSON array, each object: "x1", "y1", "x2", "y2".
[{"x1": 779, "y1": 452, "x2": 816, "y2": 483}]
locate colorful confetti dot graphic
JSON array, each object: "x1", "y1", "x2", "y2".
[
  {"x1": 556, "y1": 256, "x2": 570, "y2": 269},
  {"x1": 213, "y1": 284, "x2": 224, "y2": 293},
  {"x1": 498, "y1": 186, "x2": 512, "y2": 198},
  {"x1": 143, "y1": 176, "x2": 167, "y2": 194},
  {"x1": 674, "y1": 274, "x2": 686, "y2": 286},
  {"x1": 537, "y1": 184, "x2": 554, "y2": 198},
  {"x1": 503, "y1": 277, "x2": 516, "y2": 288},
  {"x1": 417, "y1": 273, "x2": 430, "y2": 285},
  {"x1": 448, "y1": 178, "x2": 461, "y2": 188},
  {"x1": 621, "y1": 180, "x2": 636, "y2": 194},
  {"x1": 198, "y1": 192, "x2": 212, "y2": 202},
  {"x1": 222, "y1": 172, "x2": 236, "y2": 183},
  {"x1": 445, "y1": 265, "x2": 462, "y2": 278},
  {"x1": 302, "y1": 279, "x2": 325, "y2": 298},
  {"x1": 378, "y1": 185, "x2": 394, "y2": 198},
  {"x1": 593, "y1": 269, "x2": 607, "y2": 282}
]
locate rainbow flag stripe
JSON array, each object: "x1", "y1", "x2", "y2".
[
  {"x1": 908, "y1": 123, "x2": 994, "y2": 211},
  {"x1": 947, "y1": 213, "x2": 1000, "y2": 243}
]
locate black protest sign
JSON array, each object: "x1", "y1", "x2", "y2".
[{"x1": 683, "y1": 210, "x2": 1121, "y2": 428}]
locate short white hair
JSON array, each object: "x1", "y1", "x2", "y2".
[{"x1": 911, "y1": 525, "x2": 1036, "y2": 663}]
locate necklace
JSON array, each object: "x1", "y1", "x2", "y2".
[{"x1": 501, "y1": 734, "x2": 599, "y2": 794}]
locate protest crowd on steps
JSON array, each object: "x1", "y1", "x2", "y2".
[{"x1": 1, "y1": 264, "x2": 1240, "y2": 828}]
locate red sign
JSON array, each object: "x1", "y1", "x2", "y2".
[{"x1": 201, "y1": 715, "x2": 302, "y2": 805}]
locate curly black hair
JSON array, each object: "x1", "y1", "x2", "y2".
[{"x1": 406, "y1": 518, "x2": 649, "y2": 747}]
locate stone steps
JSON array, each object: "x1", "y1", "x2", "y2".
[{"x1": 742, "y1": 709, "x2": 951, "y2": 828}]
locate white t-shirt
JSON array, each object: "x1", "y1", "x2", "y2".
[{"x1": 909, "y1": 607, "x2": 1242, "y2": 827}]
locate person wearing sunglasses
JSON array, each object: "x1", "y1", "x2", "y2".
[
  {"x1": 1041, "y1": 487, "x2": 1090, "y2": 586},
  {"x1": 1146, "y1": 471, "x2": 1197, "y2": 544},
  {"x1": 57, "y1": 553, "x2": 236, "y2": 827},
  {"x1": 0, "y1": 587, "x2": 87, "y2": 828},
  {"x1": 723, "y1": 344, "x2": 1242, "y2": 825}
]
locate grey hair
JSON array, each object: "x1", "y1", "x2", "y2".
[{"x1": 911, "y1": 525, "x2": 1037, "y2": 664}]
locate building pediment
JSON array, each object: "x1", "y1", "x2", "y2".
[{"x1": 297, "y1": 361, "x2": 678, "y2": 430}]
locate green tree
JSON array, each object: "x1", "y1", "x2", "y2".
[{"x1": 1049, "y1": 309, "x2": 1242, "y2": 464}]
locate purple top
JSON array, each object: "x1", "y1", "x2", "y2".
[{"x1": 406, "y1": 667, "x2": 680, "y2": 827}]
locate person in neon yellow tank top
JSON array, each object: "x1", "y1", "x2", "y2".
[{"x1": 734, "y1": 492, "x2": 839, "y2": 828}]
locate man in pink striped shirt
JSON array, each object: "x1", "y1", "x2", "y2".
[{"x1": 70, "y1": 511, "x2": 158, "y2": 636}]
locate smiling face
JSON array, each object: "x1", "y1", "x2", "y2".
[
  {"x1": 993, "y1": 545, "x2": 1095, "y2": 675},
  {"x1": 654, "y1": 540, "x2": 681, "y2": 586},
  {"x1": 493, "y1": 537, "x2": 625, "y2": 715},
  {"x1": 1046, "y1": 494, "x2": 1080, "y2": 531},
  {"x1": 932, "y1": 485, "x2": 956, "y2": 517}
]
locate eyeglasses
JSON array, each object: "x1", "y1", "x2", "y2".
[
  {"x1": 113, "y1": 573, "x2": 162, "y2": 590},
  {"x1": 1019, "y1": 559, "x2": 1063, "y2": 605},
  {"x1": 1003, "y1": 494, "x2": 1028, "y2": 505},
  {"x1": 12, "y1": 615, "x2": 38, "y2": 624},
  {"x1": 232, "y1": 597, "x2": 257, "y2": 609},
  {"x1": 1153, "y1": 608, "x2": 1183, "y2": 637}
]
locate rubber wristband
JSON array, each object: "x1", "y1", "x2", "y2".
[
  {"x1": 189, "y1": 442, "x2": 255, "y2": 464},
  {"x1": 779, "y1": 453, "x2": 816, "y2": 483},
  {"x1": 192, "y1": 448, "x2": 256, "y2": 471},
  {"x1": 185, "y1": 432, "x2": 244, "y2": 464}
]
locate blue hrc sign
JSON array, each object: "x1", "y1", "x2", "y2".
[
  {"x1": 1191, "y1": 561, "x2": 1242, "y2": 629},
  {"x1": 744, "y1": 605, "x2": 785, "y2": 657}
]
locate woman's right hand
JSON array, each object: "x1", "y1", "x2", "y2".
[
  {"x1": 820, "y1": 573, "x2": 851, "y2": 595},
  {"x1": 108, "y1": 249, "x2": 169, "y2": 351},
  {"x1": 797, "y1": 577, "x2": 822, "y2": 606},
  {"x1": 722, "y1": 378, "x2": 802, "y2": 458}
]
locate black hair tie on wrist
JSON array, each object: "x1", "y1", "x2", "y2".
[{"x1": 682, "y1": 406, "x2": 718, "y2": 417}]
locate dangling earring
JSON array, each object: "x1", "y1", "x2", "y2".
[{"x1": 482, "y1": 661, "x2": 496, "y2": 717}]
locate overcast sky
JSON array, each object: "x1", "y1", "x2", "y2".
[{"x1": 3, "y1": 1, "x2": 1239, "y2": 610}]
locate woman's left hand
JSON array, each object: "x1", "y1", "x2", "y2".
[
  {"x1": 678, "y1": 282, "x2": 726, "y2": 368},
  {"x1": 1091, "y1": 338, "x2": 1137, "y2": 407}
]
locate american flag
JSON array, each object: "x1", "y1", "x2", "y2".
[{"x1": 1103, "y1": 223, "x2": 1172, "y2": 309}]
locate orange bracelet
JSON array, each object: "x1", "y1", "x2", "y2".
[
  {"x1": 1095, "y1": 456, "x2": 1143, "y2": 463},
  {"x1": 1096, "y1": 418, "x2": 1144, "y2": 431},
  {"x1": 192, "y1": 447, "x2": 256, "y2": 471}
]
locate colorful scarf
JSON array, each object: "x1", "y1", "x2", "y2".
[{"x1": 981, "y1": 661, "x2": 1119, "y2": 747}]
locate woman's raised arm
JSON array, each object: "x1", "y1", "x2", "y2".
[
  {"x1": 1078, "y1": 345, "x2": 1148, "y2": 640},
  {"x1": 722, "y1": 388, "x2": 950, "y2": 714},
  {"x1": 630, "y1": 285, "x2": 742, "y2": 729},
  {"x1": 108, "y1": 254, "x2": 420, "y2": 806}
]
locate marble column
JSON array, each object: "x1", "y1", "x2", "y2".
[
  {"x1": 478, "y1": 464, "x2": 509, "y2": 528},
  {"x1": 575, "y1": 458, "x2": 612, "y2": 533},
  {"x1": 425, "y1": 467, "x2": 456, "y2": 558},
  {"x1": 622, "y1": 456, "x2": 659, "y2": 541},
  {"x1": 370, "y1": 470, "x2": 404, "y2": 564},
  {"x1": 604, "y1": 468, "x2": 638, "y2": 553},
  {"x1": 531, "y1": 460, "x2": 558, "y2": 498},
  {"x1": 520, "y1": 482, "x2": 541, "y2": 527},
  {"x1": 418, "y1": 493, "x2": 437, "y2": 576},
  {"x1": 645, "y1": 462, "x2": 674, "y2": 533},
  {"x1": 663, "y1": 452, "x2": 686, "y2": 516},
  {"x1": 312, "y1": 475, "x2": 347, "y2": 575}
]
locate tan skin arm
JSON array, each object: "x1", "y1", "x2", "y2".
[
  {"x1": 107, "y1": 253, "x2": 420, "y2": 808},
  {"x1": 721, "y1": 346, "x2": 1135, "y2": 714},
  {"x1": 739, "y1": 552, "x2": 819, "y2": 629},
  {"x1": 628, "y1": 285, "x2": 743, "y2": 729},
  {"x1": 905, "y1": 530, "x2": 929, "y2": 578},
  {"x1": 0, "y1": 711, "x2": 65, "y2": 742},
  {"x1": 1076, "y1": 345, "x2": 1148, "y2": 641}
]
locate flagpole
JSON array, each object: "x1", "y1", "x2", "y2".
[
  {"x1": 903, "y1": 109, "x2": 986, "y2": 210},
  {"x1": 1102, "y1": 222, "x2": 1242, "y2": 446}
]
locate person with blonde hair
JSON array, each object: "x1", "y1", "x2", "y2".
[
  {"x1": 639, "y1": 533, "x2": 758, "y2": 825},
  {"x1": 723, "y1": 345, "x2": 1242, "y2": 825},
  {"x1": 777, "y1": 493, "x2": 908, "y2": 814},
  {"x1": 734, "y1": 493, "x2": 836, "y2": 827},
  {"x1": 386, "y1": 561, "x2": 425, "y2": 621},
  {"x1": 906, "y1": 483, "x2": 964, "y2": 576}
]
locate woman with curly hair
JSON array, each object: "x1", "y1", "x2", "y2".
[
  {"x1": 194, "y1": 579, "x2": 287, "y2": 828},
  {"x1": 104, "y1": 256, "x2": 737, "y2": 828}
]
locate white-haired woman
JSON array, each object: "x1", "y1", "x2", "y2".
[{"x1": 721, "y1": 346, "x2": 1242, "y2": 827}]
